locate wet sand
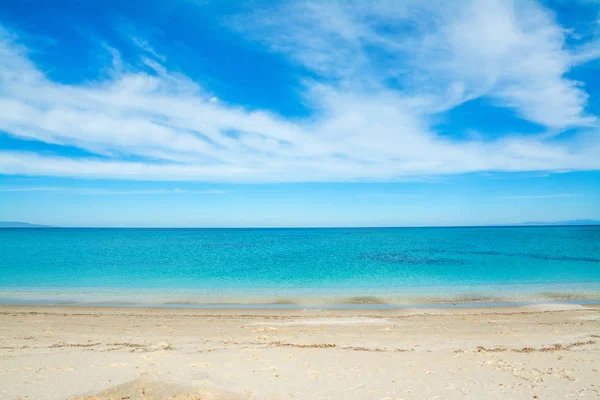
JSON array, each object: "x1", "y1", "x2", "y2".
[{"x1": 1, "y1": 304, "x2": 599, "y2": 399}]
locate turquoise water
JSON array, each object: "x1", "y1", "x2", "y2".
[{"x1": 1, "y1": 226, "x2": 599, "y2": 307}]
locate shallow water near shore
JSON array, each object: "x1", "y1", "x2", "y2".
[{"x1": 1, "y1": 226, "x2": 599, "y2": 308}]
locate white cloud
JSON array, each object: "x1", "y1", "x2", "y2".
[
  {"x1": 236, "y1": 0, "x2": 597, "y2": 127},
  {"x1": 0, "y1": 0, "x2": 599, "y2": 182}
]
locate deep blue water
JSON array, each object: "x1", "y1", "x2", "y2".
[{"x1": 0, "y1": 226, "x2": 599, "y2": 306}]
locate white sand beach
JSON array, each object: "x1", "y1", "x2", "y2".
[{"x1": 1, "y1": 304, "x2": 599, "y2": 399}]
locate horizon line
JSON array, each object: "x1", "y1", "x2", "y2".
[{"x1": 2, "y1": 224, "x2": 599, "y2": 229}]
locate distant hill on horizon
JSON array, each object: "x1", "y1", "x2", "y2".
[
  {"x1": 0, "y1": 221, "x2": 52, "y2": 228},
  {"x1": 515, "y1": 219, "x2": 600, "y2": 226}
]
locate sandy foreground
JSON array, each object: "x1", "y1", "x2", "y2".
[{"x1": 1, "y1": 304, "x2": 599, "y2": 400}]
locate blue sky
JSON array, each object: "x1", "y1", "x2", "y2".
[{"x1": 0, "y1": 0, "x2": 599, "y2": 227}]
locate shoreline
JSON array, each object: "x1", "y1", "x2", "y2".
[
  {"x1": 2, "y1": 301, "x2": 598, "y2": 314},
  {"x1": 2, "y1": 298, "x2": 600, "y2": 310},
  {"x1": 2, "y1": 281, "x2": 600, "y2": 309},
  {"x1": 2, "y1": 301, "x2": 599, "y2": 314}
]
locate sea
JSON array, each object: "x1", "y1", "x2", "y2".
[{"x1": 1, "y1": 226, "x2": 599, "y2": 308}]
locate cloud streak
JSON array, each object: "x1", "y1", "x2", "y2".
[
  {"x1": 0, "y1": 186, "x2": 226, "y2": 195},
  {"x1": 0, "y1": 0, "x2": 599, "y2": 182}
]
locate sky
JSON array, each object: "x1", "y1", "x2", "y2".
[{"x1": 0, "y1": 0, "x2": 599, "y2": 227}]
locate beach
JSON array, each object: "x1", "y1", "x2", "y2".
[
  {"x1": 1, "y1": 304, "x2": 599, "y2": 399},
  {"x1": 3, "y1": 0, "x2": 600, "y2": 397}
]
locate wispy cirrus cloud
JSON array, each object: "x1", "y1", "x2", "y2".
[
  {"x1": 233, "y1": 0, "x2": 597, "y2": 128},
  {"x1": 0, "y1": 0, "x2": 598, "y2": 183},
  {"x1": 0, "y1": 186, "x2": 226, "y2": 195}
]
